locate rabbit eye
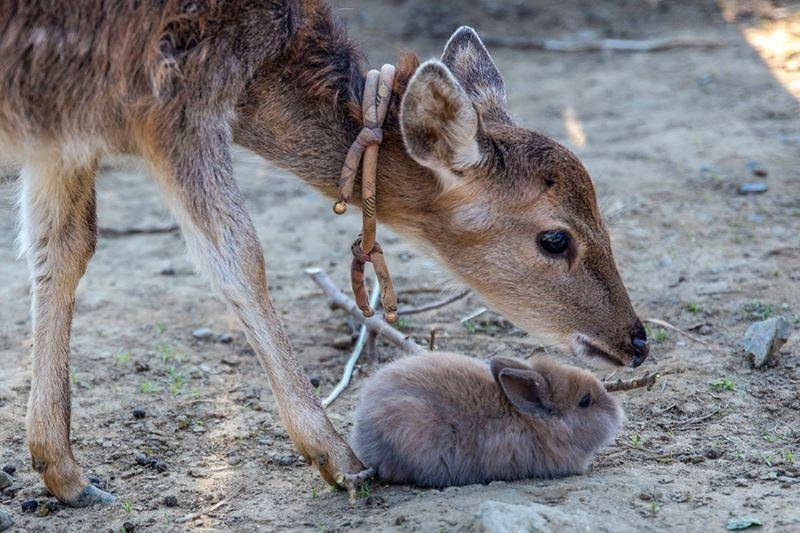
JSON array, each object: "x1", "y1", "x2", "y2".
[{"x1": 578, "y1": 393, "x2": 591, "y2": 408}]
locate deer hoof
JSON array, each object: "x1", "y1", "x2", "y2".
[{"x1": 63, "y1": 484, "x2": 116, "y2": 507}]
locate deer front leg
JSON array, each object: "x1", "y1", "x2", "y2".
[
  {"x1": 20, "y1": 154, "x2": 115, "y2": 506},
  {"x1": 149, "y1": 139, "x2": 367, "y2": 490}
]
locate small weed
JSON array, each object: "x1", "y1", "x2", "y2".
[
  {"x1": 765, "y1": 455, "x2": 774, "y2": 467},
  {"x1": 744, "y1": 301, "x2": 774, "y2": 320},
  {"x1": 710, "y1": 379, "x2": 734, "y2": 392},
  {"x1": 650, "y1": 501, "x2": 659, "y2": 516},
  {"x1": 140, "y1": 381, "x2": 160, "y2": 394},
  {"x1": 629, "y1": 433, "x2": 642, "y2": 447},
  {"x1": 786, "y1": 451, "x2": 795, "y2": 464},
  {"x1": 114, "y1": 351, "x2": 130, "y2": 365},
  {"x1": 393, "y1": 318, "x2": 409, "y2": 329},
  {"x1": 155, "y1": 342, "x2": 183, "y2": 363},
  {"x1": 684, "y1": 302, "x2": 700, "y2": 313},
  {"x1": 154, "y1": 322, "x2": 166, "y2": 335},
  {"x1": 311, "y1": 487, "x2": 318, "y2": 498},
  {"x1": 167, "y1": 367, "x2": 186, "y2": 396},
  {"x1": 71, "y1": 370, "x2": 78, "y2": 386},
  {"x1": 356, "y1": 480, "x2": 371, "y2": 500},
  {"x1": 463, "y1": 322, "x2": 477, "y2": 334},
  {"x1": 122, "y1": 500, "x2": 132, "y2": 513}
]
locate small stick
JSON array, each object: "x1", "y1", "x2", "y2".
[
  {"x1": 481, "y1": 35, "x2": 725, "y2": 53},
  {"x1": 428, "y1": 329, "x2": 437, "y2": 351},
  {"x1": 175, "y1": 483, "x2": 245, "y2": 523},
  {"x1": 604, "y1": 371, "x2": 666, "y2": 392},
  {"x1": 322, "y1": 277, "x2": 380, "y2": 408},
  {"x1": 460, "y1": 307, "x2": 487, "y2": 324},
  {"x1": 306, "y1": 268, "x2": 422, "y2": 355},
  {"x1": 643, "y1": 318, "x2": 723, "y2": 353},
  {"x1": 397, "y1": 290, "x2": 472, "y2": 316},
  {"x1": 99, "y1": 224, "x2": 179, "y2": 238}
]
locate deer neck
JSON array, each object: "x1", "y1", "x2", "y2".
[{"x1": 233, "y1": 4, "x2": 441, "y2": 239}]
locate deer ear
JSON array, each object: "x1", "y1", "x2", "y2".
[
  {"x1": 442, "y1": 27, "x2": 507, "y2": 119},
  {"x1": 400, "y1": 60, "x2": 485, "y2": 174},
  {"x1": 495, "y1": 367, "x2": 551, "y2": 417}
]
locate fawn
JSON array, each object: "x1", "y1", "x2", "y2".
[{"x1": 0, "y1": 0, "x2": 648, "y2": 506}]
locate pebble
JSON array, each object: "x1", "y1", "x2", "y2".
[
  {"x1": 135, "y1": 453, "x2": 150, "y2": 466},
  {"x1": 132, "y1": 407, "x2": 146, "y2": 419},
  {"x1": 122, "y1": 521, "x2": 135, "y2": 532},
  {"x1": 1, "y1": 465, "x2": 15, "y2": 476},
  {"x1": 20, "y1": 500, "x2": 37, "y2": 513},
  {"x1": 88, "y1": 476, "x2": 107, "y2": 490},
  {"x1": 743, "y1": 316, "x2": 792, "y2": 367},
  {"x1": 163, "y1": 495, "x2": 178, "y2": 507},
  {"x1": 160, "y1": 267, "x2": 176, "y2": 276},
  {"x1": 133, "y1": 360, "x2": 150, "y2": 373},
  {"x1": 217, "y1": 334, "x2": 233, "y2": 344},
  {"x1": 0, "y1": 472, "x2": 11, "y2": 491},
  {"x1": 272, "y1": 455, "x2": 295, "y2": 466},
  {"x1": 332, "y1": 335, "x2": 353, "y2": 350},
  {"x1": 0, "y1": 509, "x2": 12, "y2": 531},
  {"x1": 309, "y1": 376, "x2": 322, "y2": 388},
  {"x1": 192, "y1": 327, "x2": 215, "y2": 340},
  {"x1": 737, "y1": 182, "x2": 768, "y2": 195},
  {"x1": 46, "y1": 501, "x2": 60, "y2": 514},
  {"x1": 35, "y1": 504, "x2": 49, "y2": 517}
]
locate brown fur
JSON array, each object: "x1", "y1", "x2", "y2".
[
  {"x1": 0, "y1": 0, "x2": 645, "y2": 504},
  {"x1": 352, "y1": 353, "x2": 623, "y2": 487}
]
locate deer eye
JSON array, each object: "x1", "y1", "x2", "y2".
[
  {"x1": 538, "y1": 231, "x2": 570, "y2": 255},
  {"x1": 578, "y1": 393, "x2": 591, "y2": 408}
]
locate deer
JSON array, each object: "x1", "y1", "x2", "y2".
[{"x1": 0, "y1": 0, "x2": 649, "y2": 506}]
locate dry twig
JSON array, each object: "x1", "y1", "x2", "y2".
[
  {"x1": 604, "y1": 371, "x2": 663, "y2": 392},
  {"x1": 99, "y1": 224, "x2": 179, "y2": 238},
  {"x1": 644, "y1": 317, "x2": 723, "y2": 353},
  {"x1": 397, "y1": 290, "x2": 471, "y2": 316},
  {"x1": 481, "y1": 35, "x2": 724, "y2": 53},
  {"x1": 175, "y1": 483, "x2": 245, "y2": 523},
  {"x1": 306, "y1": 268, "x2": 422, "y2": 355},
  {"x1": 322, "y1": 277, "x2": 380, "y2": 407}
]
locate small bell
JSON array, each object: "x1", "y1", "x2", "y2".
[{"x1": 333, "y1": 201, "x2": 347, "y2": 215}]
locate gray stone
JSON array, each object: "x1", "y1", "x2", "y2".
[
  {"x1": 0, "y1": 472, "x2": 11, "y2": 490},
  {"x1": 743, "y1": 316, "x2": 792, "y2": 367},
  {"x1": 0, "y1": 508, "x2": 13, "y2": 532},
  {"x1": 738, "y1": 182, "x2": 768, "y2": 195},
  {"x1": 474, "y1": 501, "x2": 591, "y2": 533},
  {"x1": 192, "y1": 327, "x2": 215, "y2": 340}
]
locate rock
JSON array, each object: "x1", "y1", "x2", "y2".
[
  {"x1": 737, "y1": 182, "x2": 768, "y2": 195},
  {"x1": 163, "y1": 495, "x2": 178, "y2": 508},
  {"x1": 272, "y1": 455, "x2": 296, "y2": 466},
  {"x1": 132, "y1": 407, "x2": 146, "y2": 419},
  {"x1": 1, "y1": 464, "x2": 15, "y2": 476},
  {"x1": 153, "y1": 461, "x2": 168, "y2": 473},
  {"x1": 332, "y1": 335, "x2": 353, "y2": 350},
  {"x1": 192, "y1": 327, "x2": 215, "y2": 340},
  {"x1": 743, "y1": 316, "x2": 792, "y2": 367},
  {"x1": 474, "y1": 501, "x2": 591, "y2": 532},
  {"x1": 46, "y1": 501, "x2": 61, "y2": 514},
  {"x1": 122, "y1": 521, "x2": 135, "y2": 532},
  {"x1": 309, "y1": 376, "x2": 322, "y2": 388},
  {"x1": 0, "y1": 508, "x2": 13, "y2": 531},
  {"x1": 160, "y1": 267, "x2": 176, "y2": 276},
  {"x1": 20, "y1": 500, "x2": 38, "y2": 513},
  {"x1": 0, "y1": 472, "x2": 11, "y2": 490},
  {"x1": 88, "y1": 476, "x2": 107, "y2": 490},
  {"x1": 133, "y1": 360, "x2": 150, "y2": 373},
  {"x1": 35, "y1": 503, "x2": 49, "y2": 517},
  {"x1": 217, "y1": 334, "x2": 234, "y2": 344}
]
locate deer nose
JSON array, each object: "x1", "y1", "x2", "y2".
[{"x1": 630, "y1": 323, "x2": 649, "y2": 368}]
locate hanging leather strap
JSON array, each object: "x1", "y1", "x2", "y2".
[{"x1": 333, "y1": 64, "x2": 398, "y2": 323}]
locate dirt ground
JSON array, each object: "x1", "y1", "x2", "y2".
[{"x1": 1, "y1": 0, "x2": 800, "y2": 531}]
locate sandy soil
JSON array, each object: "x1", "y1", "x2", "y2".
[{"x1": 1, "y1": 1, "x2": 799, "y2": 531}]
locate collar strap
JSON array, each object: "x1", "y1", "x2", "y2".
[{"x1": 332, "y1": 64, "x2": 399, "y2": 323}]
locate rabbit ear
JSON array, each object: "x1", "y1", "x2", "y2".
[
  {"x1": 489, "y1": 357, "x2": 531, "y2": 381},
  {"x1": 495, "y1": 367, "x2": 551, "y2": 417}
]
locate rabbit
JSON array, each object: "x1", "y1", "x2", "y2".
[{"x1": 352, "y1": 352, "x2": 624, "y2": 488}]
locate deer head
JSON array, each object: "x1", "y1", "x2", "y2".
[{"x1": 398, "y1": 27, "x2": 648, "y2": 368}]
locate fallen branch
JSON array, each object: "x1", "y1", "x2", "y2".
[
  {"x1": 604, "y1": 371, "x2": 661, "y2": 392},
  {"x1": 99, "y1": 224, "x2": 179, "y2": 238},
  {"x1": 644, "y1": 318, "x2": 723, "y2": 353},
  {"x1": 397, "y1": 290, "x2": 471, "y2": 316},
  {"x1": 481, "y1": 35, "x2": 725, "y2": 53},
  {"x1": 175, "y1": 483, "x2": 245, "y2": 523},
  {"x1": 322, "y1": 277, "x2": 380, "y2": 408},
  {"x1": 306, "y1": 268, "x2": 422, "y2": 356}
]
